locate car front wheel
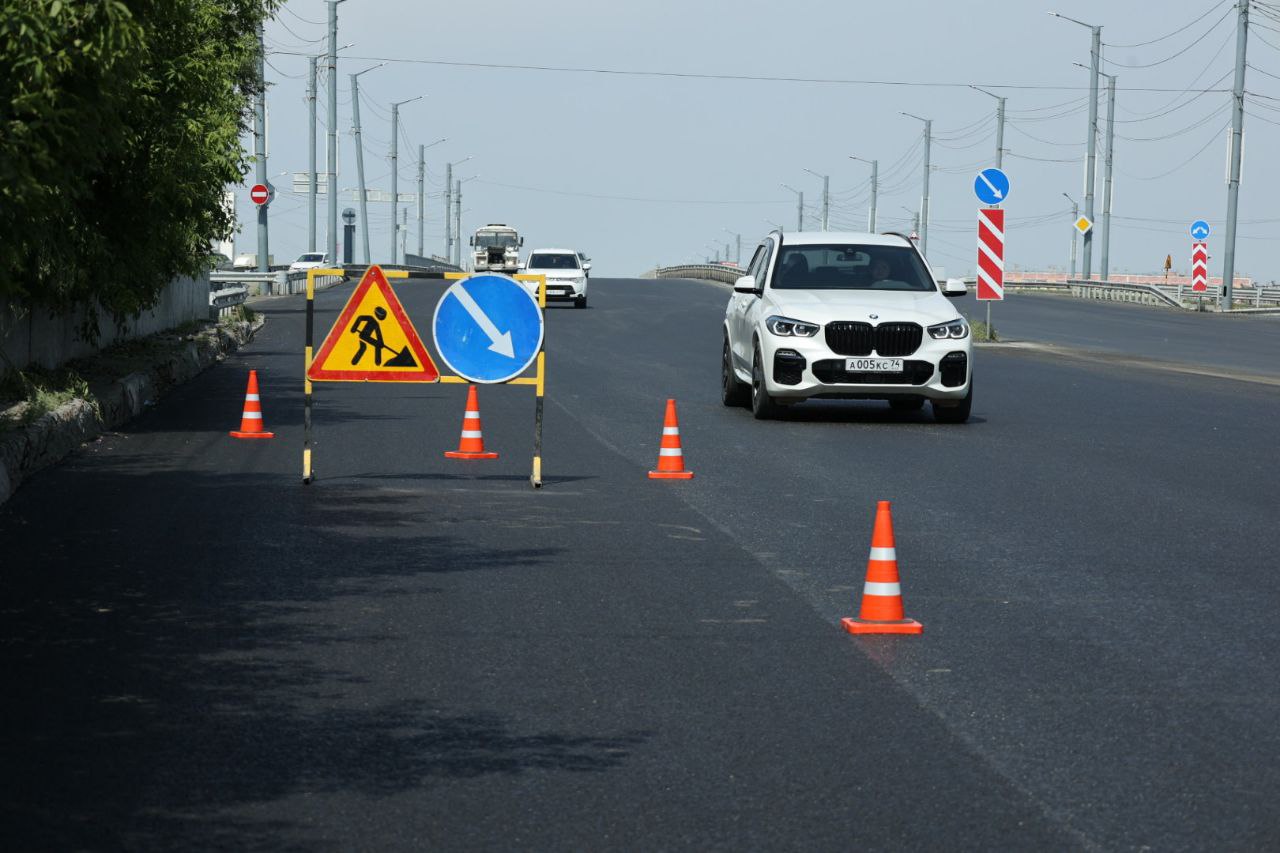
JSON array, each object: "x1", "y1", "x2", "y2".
[
  {"x1": 574, "y1": 294, "x2": 587, "y2": 308},
  {"x1": 932, "y1": 384, "x2": 973, "y2": 424},
  {"x1": 722, "y1": 337, "x2": 750, "y2": 407},
  {"x1": 751, "y1": 344, "x2": 781, "y2": 420}
]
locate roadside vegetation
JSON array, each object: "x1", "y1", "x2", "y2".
[
  {"x1": 967, "y1": 318, "x2": 998, "y2": 342},
  {"x1": 0, "y1": 0, "x2": 278, "y2": 333}
]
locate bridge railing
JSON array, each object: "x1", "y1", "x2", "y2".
[{"x1": 651, "y1": 265, "x2": 1280, "y2": 312}]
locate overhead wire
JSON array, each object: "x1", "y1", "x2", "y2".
[
  {"x1": 1115, "y1": 120, "x2": 1229, "y2": 180},
  {"x1": 1104, "y1": 0, "x2": 1230, "y2": 48}
]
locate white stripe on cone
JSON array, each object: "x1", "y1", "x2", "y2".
[
  {"x1": 868, "y1": 547, "x2": 897, "y2": 561},
  {"x1": 460, "y1": 430, "x2": 483, "y2": 438},
  {"x1": 245, "y1": 394, "x2": 260, "y2": 401},
  {"x1": 241, "y1": 412, "x2": 263, "y2": 419},
  {"x1": 659, "y1": 448, "x2": 684, "y2": 456},
  {"x1": 863, "y1": 581, "x2": 902, "y2": 596},
  {"x1": 663, "y1": 426, "x2": 680, "y2": 435}
]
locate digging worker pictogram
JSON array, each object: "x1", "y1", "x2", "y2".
[{"x1": 349, "y1": 306, "x2": 417, "y2": 367}]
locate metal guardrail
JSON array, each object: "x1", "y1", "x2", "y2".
[
  {"x1": 652, "y1": 265, "x2": 1280, "y2": 313},
  {"x1": 655, "y1": 264, "x2": 744, "y2": 284}
]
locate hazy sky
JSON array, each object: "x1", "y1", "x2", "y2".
[{"x1": 245, "y1": 0, "x2": 1279, "y2": 282}]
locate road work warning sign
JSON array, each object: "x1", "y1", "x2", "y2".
[{"x1": 307, "y1": 265, "x2": 439, "y2": 382}]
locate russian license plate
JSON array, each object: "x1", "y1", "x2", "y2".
[{"x1": 846, "y1": 357, "x2": 903, "y2": 372}]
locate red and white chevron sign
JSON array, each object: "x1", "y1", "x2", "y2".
[
  {"x1": 1191, "y1": 242, "x2": 1208, "y2": 292},
  {"x1": 976, "y1": 208, "x2": 1005, "y2": 301}
]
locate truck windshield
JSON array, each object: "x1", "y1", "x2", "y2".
[
  {"x1": 528, "y1": 253, "x2": 579, "y2": 270},
  {"x1": 771, "y1": 244, "x2": 935, "y2": 292},
  {"x1": 475, "y1": 233, "x2": 517, "y2": 248}
]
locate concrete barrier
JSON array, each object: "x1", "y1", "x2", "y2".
[{"x1": 0, "y1": 273, "x2": 210, "y2": 372}]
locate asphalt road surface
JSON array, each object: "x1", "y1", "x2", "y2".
[{"x1": 3, "y1": 275, "x2": 1278, "y2": 850}]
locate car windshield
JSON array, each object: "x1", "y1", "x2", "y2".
[
  {"x1": 475, "y1": 233, "x2": 518, "y2": 248},
  {"x1": 528, "y1": 253, "x2": 579, "y2": 270},
  {"x1": 297, "y1": 253, "x2": 325, "y2": 262},
  {"x1": 771, "y1": 244, "x2": 934, "y2": 292}
]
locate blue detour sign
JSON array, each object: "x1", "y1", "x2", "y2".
[
  {"x1": 433, "y1": 274, "x2": 544, "y2": 383},
  {"x1": 1190, "y1": 219, "x2": 1211, "y2": 240},
  {"x1": 974, "y1": 168, "x2": 1010, "y2": 205}
]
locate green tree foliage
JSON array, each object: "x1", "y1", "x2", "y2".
[{"x1": 0, "y1": 0, "x2": 277, "y2": 325}]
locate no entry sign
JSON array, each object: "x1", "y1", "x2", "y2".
[{"x1": 250, "y1": 183, "x2": 271, "y2": 206}]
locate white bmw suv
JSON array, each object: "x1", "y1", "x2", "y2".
[{"x1": 722, "y1": 231, "x2": 973, "y2": 422}]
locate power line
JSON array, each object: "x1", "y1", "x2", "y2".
[
  {"x1": 474, "y1": 179, "x2": 790, "y2": 205},
  {"x1": 1103, "y1": 9, "x2": 1235, "y2": 69},
  {"x1": 1105, "y1": 0, "x2": 1230, "y2": 48},
  {"x1": 264, "y1": 49, "x2": 1237, "y2": 93},
  {"x1": 1115, "y1": 120, "x2": 1229, "y2": 180}
]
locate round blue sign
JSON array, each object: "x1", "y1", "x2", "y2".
[
  {"x1": 974, "y1": 168, "x2": 1010, "y2": 205},
  {"x1": 1190, "y1": 220, "x2": 1211, "y2": 241},
  {"x1": 432, "y1": 274, "x2": 544, "y2": 384}
]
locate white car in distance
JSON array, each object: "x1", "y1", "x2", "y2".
[
  {"x1": 524, "y1": 248, "x2": 590, "y2": 308},
  {"x1": 288, "y1": 252, "x2": 332, "y2": 272},
  {"x1": 722, "y1": 231, "x2": 972, "y2": 422}
]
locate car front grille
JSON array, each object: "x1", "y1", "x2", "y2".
[
  {"x1": 811, "y1": 359, "x2": 934, "y2": 386},
  {"x1": 824, "y1": 322, "x2": 923, "y2": 357}
]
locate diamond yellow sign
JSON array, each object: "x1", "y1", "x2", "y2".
[{"x1": 1074, "y1": 215, "x2": 1093, "y2": 235}]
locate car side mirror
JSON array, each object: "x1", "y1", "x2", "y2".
[
  {"x1": 468, "y1": 237, "x2": 474, "y2": 246},
  {"x1": 733, "y1": 274, "x2": 758, "y2": 294},
  {"x1": 518, "y1": 237, "x2": 525, "y2": 247},
  {"x1": 943, "y1": 278, "x2": 967, "y2": 297},
  {"x1": 583, "y1": 262, "x2": 592, "y2": 272}
]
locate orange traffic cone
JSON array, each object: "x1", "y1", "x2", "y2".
[
  {"x1": 648, "y1": 398, "x2": 694, "y2": 480},
  {"x1": 229, "y1": 370, "x2": 275, "y2": 439},
  {"x1": 841, "y1": 501, "x2": 923, "y2": 635},
  {"x1": 444, "y1": 385, "x2": 499, "y2": 460}
]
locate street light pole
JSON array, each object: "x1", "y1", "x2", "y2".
[
  {"x1": 349, "y1": 63, "x2": 381, "y2": 265},
  {"x1": 901, "y1": 113, "x2": 932, "y2": 258},
  {"x1": 1052, "y1": 12, "x2": 1102, "y2": 279},
  {"x1": 444, "y1": 156, "x2": 472, "y2": 264},
  {"x1": 723, "y1": 229, "x2": 741, "y2": 264},
  {"x1": 969, "y1": 85, "x2": 1006, "y2": 169},
  {"x1": 803, "y1": 169, "x2": 830, "y2": 231},
  {"x1": 389, "y1": 96, "x2": 422, "y2": 264},
  {"x1": 780, "y1": 184, "x2": 804, "y2": 231},
  {"x1": 254, "y1": 19, "x2": 268, "y2": 272},
  {"x1": 1222, "y1": 0, "x2": 1250, "y2": 309},
  {"x1": 325, "y1": 0, "x2": 346, "y2": 266},
  {"x1": 1100, "y1": 71, "x2": 1116, "y2": 282},
  {"x1": 1063, "y1": 193, "x2": 1079, "y2": 279},
  {"x1": 849, "y1": 156, "x2": 879, "y2": 231}
]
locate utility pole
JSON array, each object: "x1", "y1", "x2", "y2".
[
  {"x1": 1051, "y1": 13, "x2": 1101, "y2": 279},
  {"x1": 454, "y1": 178, "x2": 463, "y2": 267},
  {"x1": 444, "y1": 161, "x2": 452, "y2": 260},
  {"x1": 307, "y1": 56, "x2": 317, "y2": 252},
  {"x1": 350, "y1": 65, "x2": 380, "y2": 264},
  {"x1": 1222, "y1": 0, "x2": 1250, "y2": 309},
  {"x1": 254, "y1": 20, "x2": 268, "y2": 272},
  {"x1": 1063, "y1": 193, "x2": 1079, "y2": 278},
  {"x1": 723, "y1": 229, "x2": 741, "y2": 264},
  {"x1": 780, "y1": 184, "x2": 804, "y2": 231},
  {"x1": 400, "y1": 207, "x2": 407, "y2": 264},
  {"x1": 803, "y1": 169, "x2": 830, "y2": 231},
  {"x1": 417, "y1": 144, "x2": 424, "y2": 258},
  {"x1": 850, "y1": 156, "x2": 878, "y2": 231},
  {"x1": 970, "y1": 85, "x2": 1006, "y2": 168},
  {"x1": 325, "y1": 1, "x2": 344, "y2": 266},
  {"x1": 901, "y1": 113, "x2": 931, "y2": 258},
  {"x1": 389, "y1": 97, "x2": 421, "y2": 265},
  {"x1": 1100, "y1": 71, "x2": 1117, "y2": 282}
]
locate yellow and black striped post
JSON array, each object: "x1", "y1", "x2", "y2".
[
  {"x1": 528, "y1": 274, "x2": 546, "y2": 489},
  {"x1": 303, "y1": 267, "x2": 345, "y2": 484}
]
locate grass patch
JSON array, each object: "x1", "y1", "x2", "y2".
[
  {"x1": 229, "y1": 303, "x2": 256, "y2": 323},
  {"x1": 967, "y1": 319, "x2": 998, "y2": 342},
  {"x1": 0, "y1": 367, "x2": 95, "y2": 430}
]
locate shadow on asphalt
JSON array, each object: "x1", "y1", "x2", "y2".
[
  {"x1": 726, "y1": 400, "x2": 989, "y2": 425},
  {"x1": 0, "y1": 468, "x2": 648, "y2": 849}
]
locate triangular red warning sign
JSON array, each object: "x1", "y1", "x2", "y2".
[{"x1": 307, "y1": 265, "x2": 439, "y2": 382}]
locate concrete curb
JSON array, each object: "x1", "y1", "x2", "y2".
[{"x1": 0, "y1": 317, "x2": 264, "y2": 507}]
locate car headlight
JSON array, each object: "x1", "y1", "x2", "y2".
[
  {"x1": 765, "y1": 316, "x2": 820, "y2": 337},
  {"x1": 927, "y1": 319, "x2": 969, "y2": 340}
]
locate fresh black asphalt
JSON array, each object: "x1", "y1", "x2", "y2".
[{"x1": 2, "y1": 275, "x2": 1278, "y2": 850}]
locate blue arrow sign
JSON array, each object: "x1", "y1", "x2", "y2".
[
  {"x1": 1190, "y1": 219, "x2": 1211, "y2": 241},
  {"x1": 974, "y1": 168, "x2": 1010, "y2": 205},
  {"x1": 433, "y1": 274, "x2": 544, "y2": 384}
]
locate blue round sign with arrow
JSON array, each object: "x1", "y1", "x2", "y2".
[
  {"x1": 974, "y1": 168, "x2": 1010, "y2": 206},
  {"x1": 432, "y1": 274, "x2": 544, "y2": 384},
  {"x1": 1190, "y1": 220, "x2": 1211, "y2": 241}
]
